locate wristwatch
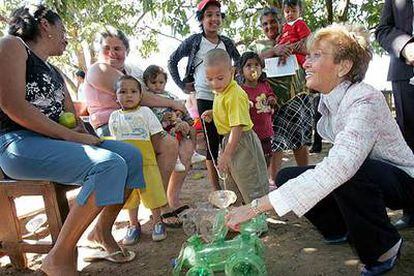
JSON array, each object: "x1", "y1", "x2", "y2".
[{"x1": 250, "y1": 199, "x2": 262, "y2": 216}]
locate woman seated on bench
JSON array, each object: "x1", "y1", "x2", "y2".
[{"x1": 0, "y1": 4, "x2": 143, "y2": 274}]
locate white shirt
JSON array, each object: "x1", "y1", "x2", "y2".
[
  {"x1": 269, "y1": 81, "x2": 414, "y2": 217},
  {"x1": 194, "y1": 36, "x2": 225, "y2": 101},
  {"x1": 108, "y1": 106, "x2": 163, "y2": 141}
]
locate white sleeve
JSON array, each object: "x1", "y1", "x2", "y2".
[
  {"x1": 268, "y1": 96, "x2": 380, "y2": 217},
  {"x1": 108, "y1": 111, "x2": 119, "y2": 137},
  {"x1": 142, "y1": 107, "x2": 164, "y2": 135}
]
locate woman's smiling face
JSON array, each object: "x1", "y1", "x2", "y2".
[
  {"x1": 303, "y1": 40, "x2": 345, "y2": 94},
  {"x1": 261, "y1": 14, "x2": 279, "y2": 40}
]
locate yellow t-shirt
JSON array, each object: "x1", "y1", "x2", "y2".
[{"x1": 213, "y1": 80, "x2": 253, "y2": 135}]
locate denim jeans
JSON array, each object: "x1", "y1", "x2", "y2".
[{"x1": 0, "y1": 130, "x2": 145, "y2": 206}]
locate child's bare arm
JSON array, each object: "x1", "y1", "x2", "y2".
[{"x1": 218, "y1": 125, "x2": 243, "y2": 172}]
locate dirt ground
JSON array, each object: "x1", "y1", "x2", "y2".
[{"x1": 1, "y1": 143, "x2": 413, "y2": 275}]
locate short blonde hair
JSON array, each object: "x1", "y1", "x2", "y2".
[{"x1": 307, "y1": 23, "x2": 372, "y2": 83}]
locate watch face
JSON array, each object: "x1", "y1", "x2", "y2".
[{"x1": 251, "y1": 199, "x2": 259, "y2": 208}]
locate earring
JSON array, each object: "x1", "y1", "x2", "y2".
[{"x1": 47, "y1": 34, "x2": 52, "y2": 39}]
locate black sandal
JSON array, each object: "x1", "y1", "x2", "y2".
[{"x1": 160, "y1": 205, "x2": 190, "y2": 228}]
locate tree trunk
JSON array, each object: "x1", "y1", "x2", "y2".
[{"x1": 325, "y1": 0, "x2": 334, "y2": 24}]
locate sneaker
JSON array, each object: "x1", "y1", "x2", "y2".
[
  {"x1": 122, "y1": 225, "x2": 141, "y2": 245},
  {"x1": 174, "y1": 158, "x2": 186, "y2": 172},
  {"x1": 191, "y1": 152, "x2": 206, "y2": 164},
  {"x1": 152, "y1": 222, "x2": 167, "y2": 241}
]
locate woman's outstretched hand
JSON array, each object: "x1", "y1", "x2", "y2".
[{"x1": 226, "y1": 205, "x2": 257, "y2": 232}]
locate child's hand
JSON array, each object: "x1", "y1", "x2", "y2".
[
  {"x1": 73, "y1": 121, "x2": 88, "y2": 134},
  {"x1": 184, "y1": 82, "x2": 195, "y2": 93},
  {"x1": 174, "y1": 110, "x2": 184, "y2": 119},
  {"x1": 162, "y1": 112, "x2": 176, "y2": 123},
  {"x1": 218, "y1": 152, "x2": 230, "y2": 173},
  {"x1": 267, "y1": 97, "x2": 277, "y2": 108},
  {"x1": 175, "y1": 121, "x2": 190, "y2": 136},
  {"x1": 201, "y1": 110, "x2": 213, "y2": 123}
]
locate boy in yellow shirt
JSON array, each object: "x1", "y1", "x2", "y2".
[{"x1": 201, "y1": 49, "x2": 268, "y2": 204}]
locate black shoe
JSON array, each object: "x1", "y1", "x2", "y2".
[
  {"x1": 323, "y1": 234, "x2": 348, "y2": 245},
  {"x1": 360, "y1": 239, "x2": 402, "y2": 276},
  {"x1": 393, "y1": 215, "x2": 414, "y2": 230}
]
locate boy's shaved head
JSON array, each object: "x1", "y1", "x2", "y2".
[{"x1": 204, "y1": 48, "x2": 232, "y2": 68}]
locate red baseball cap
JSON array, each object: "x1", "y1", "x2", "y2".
[{"x1": 197, "y1": 0, "x2": 221, "y2": 11}]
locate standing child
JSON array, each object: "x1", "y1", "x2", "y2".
[
  {"x1": 238, "y1": 52, "x2": 277, "y2": 188},
  {"x1": 109, "y1": 75, "x2": 168, "y2": 244},
  {"x1": 277, "y1": 0, "x2": 311, "y2": 67},
  {"x1": 143, "y1": 65, "x2": 206, "y2": 172},
  {"x1": 201, "y1": 49, "x2": 269, "y2": 204}
]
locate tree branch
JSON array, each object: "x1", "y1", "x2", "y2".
[
  {"x1": 133, "y1": 11, "x2": 148, "y2": 29},
  {"x1": 140, "y1": 25, "x2": 183, "y2": 42},
  {"x1": 325, "y1": 0, "x2": 333, "y2": 24}
]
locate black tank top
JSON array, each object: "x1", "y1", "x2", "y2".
[{"x1": 0, "y1": 39, "x2": 65, "y2": 134}]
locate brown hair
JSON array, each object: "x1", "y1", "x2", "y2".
[
  {"x1": 99, "y1": 27, "x2": 130, "y2": 52},
  {"x1": 143, "y1": 65, "x2": 168, "y2": 85},
  {"x1": 114, "y1": 75, "x2": 142, "y2": 92},
  {"x1": 8, "y1": 4, "x2": 61, "y2": 42},
  {"x1": 307, "y1": 23, "x2": 372, "y2": 83}
]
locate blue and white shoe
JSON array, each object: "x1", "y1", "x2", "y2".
[
  {"x1": 360, "y1": 240, "x2": 402, "y2": 276},
  {"x1": 152, "y1": 222, "x2": 167, "y2": 241},
  {"x1": 122, "y1": 225, "x2": 141, "y2": 245}
]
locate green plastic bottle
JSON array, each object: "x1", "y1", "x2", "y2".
[{"x1": 172, "y1": 210, "x2": 268, "y2": 275}]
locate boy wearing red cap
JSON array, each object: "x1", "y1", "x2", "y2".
[{"x1": 168, "y1": 0, "x2": 240, "y2": 191}]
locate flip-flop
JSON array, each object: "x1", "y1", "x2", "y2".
[
  {"x1": 174, "y1": 205, "x2": 190, "y2": 215},
  {"x1": 83, "y1": 250, "x2": 136, "y2": 263},
  {"x1": 161, "y1": 211, "x2": 182, "y2": 228},
  {"x1": 161, "y1": 205, "x2": 190, "y2": 228}
]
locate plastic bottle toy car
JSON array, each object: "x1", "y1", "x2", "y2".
[{"x1": 173, "y1": 209, "x2": 268, "y2": 276}]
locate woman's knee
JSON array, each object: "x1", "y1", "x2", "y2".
[
  {"x1": 101, "y1": 140, "x2": 143, "y2": 171},
  {"x1": 276, "y1": 166, "x2": 310, "y2": 187},
  {"x1": 157, "y1": 135, "x2": 179, "y2": 156}
]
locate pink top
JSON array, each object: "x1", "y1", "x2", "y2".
[
  {"x1": 241, "y1": 81, "x2": 275, "y2": 140},
  {"x1": 277, "y1": 19, "x2": 311, "y2": 67},
  {"x1": 84, "y1": 63, "x2": 144, "y2": 129},
  {"x1": 84, "y1": 80, "x2": 119, "y2": 129}
]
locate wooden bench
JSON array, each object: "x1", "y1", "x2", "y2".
[{"x1": 0, "y1": 171, "x2": 76, "y2": 268}]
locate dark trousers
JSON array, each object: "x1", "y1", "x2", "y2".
[
  {"x1": 391, "y1": 81, "x2": 414, "y2": 150},
  {"x1": 391, "y1": 81, "x2": 414, "y2": 215},
  {"x1": 276, "y1": 159, "x2": 414, "y2": 265},
  {"x1": 197, "y1": 99, "x2": 221, "y2": 161}
]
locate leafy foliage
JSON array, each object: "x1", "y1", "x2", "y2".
[{"x1": 0, "y1": 0, "x2": 384, "y2": 72}]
